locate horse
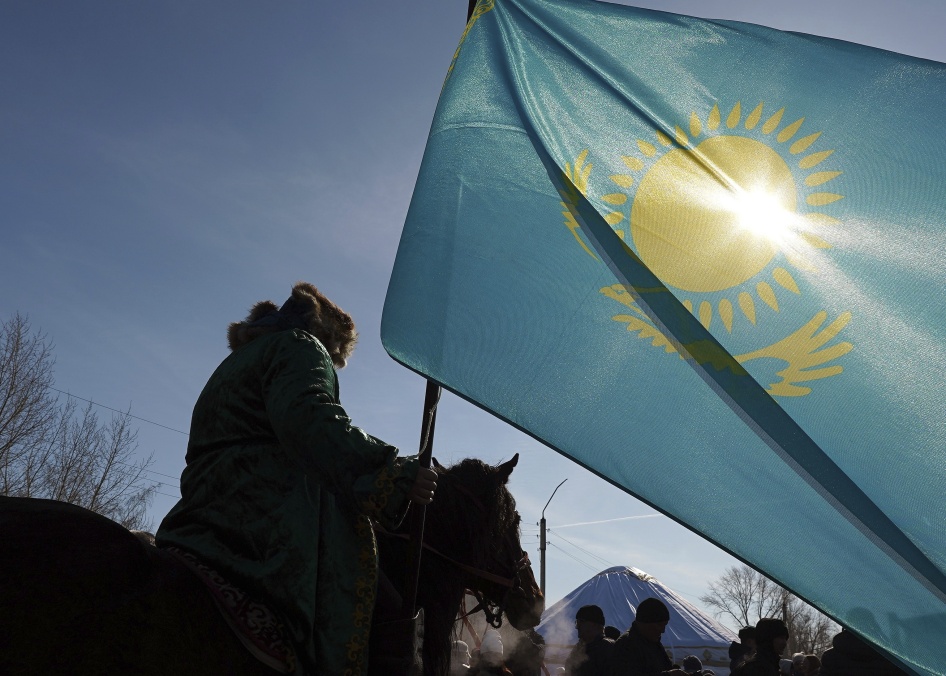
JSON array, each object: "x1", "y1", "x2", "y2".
[
  {"x1": 376, "y1": 453, "x2": 544, "y2": 676},
  {"x1": 0, "y1": 454, "x2": 543, "y2": 675}
]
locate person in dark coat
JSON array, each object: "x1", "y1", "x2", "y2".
[
  {"x1": 732, "y1": 618, "x2": 788, "y2": 676},
  {"x1": 729, "y1": 625, "x2": 756, "y2": 671},
  {"x1": 610, "y1": 597, "x2": 687, "y2": 676},
  {"x1": 819, "y1": 629, "x2": 908, "y2": 676},
  {"x1": 156, "y1": 282, "x2": 438, "y2": 675},
  {"x1": 564, "y1": 605, "x2": 615, "y2": 676}
]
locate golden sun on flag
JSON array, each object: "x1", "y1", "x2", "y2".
[
  {"x1": 559, "y1": 100, "x2": 853, "y2": 396},
  {"x1": 600, "y1": 101, "x2": 842, "y2": 332}
]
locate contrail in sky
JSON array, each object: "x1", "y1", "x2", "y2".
[{"x1": 553, "y1": 514, "x2": 660, "y2": 529}]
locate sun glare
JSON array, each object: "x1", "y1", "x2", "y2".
[
  {"x1": 593, "y1": 100, "x2": 844, "y2": 333},
  {"x1": 730, "y1": 188, "x2": 797, "y2": 243}
]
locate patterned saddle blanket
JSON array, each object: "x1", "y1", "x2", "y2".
[{"x1": 165, "y1": 546, "x2": 297, "y2": 674}]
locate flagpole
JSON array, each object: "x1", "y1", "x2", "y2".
[{"x1": 399, "y1": 0, "x2": 477, "y2": 625}]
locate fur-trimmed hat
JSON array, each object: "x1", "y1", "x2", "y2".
[{"x1": 227, "y1": 282, "x2": 357, "y2": 367}]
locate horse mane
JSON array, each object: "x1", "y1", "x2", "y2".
[{"x1": 378, "y1": 457, "x2": 521, "y2": 676}]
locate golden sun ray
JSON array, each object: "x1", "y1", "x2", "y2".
[
  {"x1": 790, "y1": 132, "x2": 821, "y2": 154},
  {"x1": 638, "y1": 140, "x2": 657, "y2": 156},
  {"x1": 699, "y1": 301, "x2": 713, "y2": 329},
  {"x1": 762, "y1": 108, "x2": 785, "y2": 134},
  {"x1": 727, "y1": 101, "x2": 742, "y2": 128},
  {"x1": 719, "y1": 298, "x2": 734, "y2": 333},
  {"x1": 805, "y1": 171, "x2": 842, "y2": 187},
  {"x1": 674, "y1": 126, "x2": 689, "y2": 146},
  {"x1": 772, "y1": 267, "x2": 800, "y2": 294},
  {"x1": 656, "y1": 130, "x2": 673, "y2": 147},
  {"x1": 807, "y1": 192, "x2": 843, "y2": 206},
  {"x1": 800, "y1": 149, "x2": 834, "y2": 169},
  {"x1": 708, "y1": 104, "x2": 721, "y2": 130},
  {"x1": 777, "y1": 118, "x2": 805, "y2": 143},
  {"x1": 738, "y1": 292, "x2": 757, "y2": 324},
  {"x1": 690, "y1": 112, "x2": 702, "y2": 137},
  {"x1": 801, "y1": 232, "x2": 832, "y2": 249},
  {"x1": 745, "y1": 102, "x2": 764, "y2": 130},
  {"x1": 757, "y1": 281, "x2": 779, "y2": 311},
  {"x1": 602, "y1": 193, "x2": 627, "y2": 205}
]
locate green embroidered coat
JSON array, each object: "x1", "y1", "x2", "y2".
[{"x1": 156, "y1": 329, "x2": 418, "y2": 675}]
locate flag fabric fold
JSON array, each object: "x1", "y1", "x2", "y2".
[{"x1": 382, "y1": 1, "x2": 946, "y2": 672}]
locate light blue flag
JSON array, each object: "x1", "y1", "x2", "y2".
[{"x1": 381, "y1": 1, "x2": 946, "y2": 672}]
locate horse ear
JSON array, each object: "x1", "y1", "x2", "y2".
[
  {"x1": 432, "y1": 457, "x2": 445, "y2": 470},
  {"x1": 495, "y1": 453, "x2": 519, "y2": 484}
]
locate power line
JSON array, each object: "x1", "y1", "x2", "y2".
[
  {"x1": 548, "y1": 528, "x2": 617, "y2": 569},
  {"x1": 50, "y1": 388, "x2": 189, "y2": 436},
  {"x1": 547, "y1": 541, "x2": 599, "y2": 573},
  {"x1": 116, "y1": 460, "x2": 181, "y2": 483}
]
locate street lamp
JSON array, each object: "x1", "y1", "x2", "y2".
[{"x1": 539, "y1": 478, "x2": 567, "y2": 597}]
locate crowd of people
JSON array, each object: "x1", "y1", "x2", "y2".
[{"x1": 448, "y1": 597, "x2": 913, "y2": 676}]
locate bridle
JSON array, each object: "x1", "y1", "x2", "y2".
[
  {"x1": 374, "y1": 473, "x2": 535, "y2": 629},
  {"x1": 448, "y1": 477, "x2": 534, "y2": 627}
]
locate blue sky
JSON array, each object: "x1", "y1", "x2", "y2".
[{"x1": 3, "y1": 0, "x2": 945, "y2": 628}]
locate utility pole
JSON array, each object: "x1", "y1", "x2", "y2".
[{"x1": 539, "y1": 478, "x2": 567, "y2": 597}]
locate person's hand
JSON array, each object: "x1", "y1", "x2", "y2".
[{"x1": 409, "y1": 466, "x2": 438, "y2": 504}]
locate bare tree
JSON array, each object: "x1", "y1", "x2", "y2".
[
  {"x1": 0, "y1": 314, "x2": 59, "y2": 495},
  {"x1": 701, "y1": 564, "x2": 838, "y2": 655},
  {"x1": 0, "y1": 313, "x2": 157, "y2": 530}
]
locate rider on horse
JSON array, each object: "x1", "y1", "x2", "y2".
[{"x1": 156, "y1": 282, "x2": 437, "y2": 675}]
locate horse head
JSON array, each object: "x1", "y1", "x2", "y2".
[{"x1": 429, "y1": 454, "x2": 544, "y2": 631}]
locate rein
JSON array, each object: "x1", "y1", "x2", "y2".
[
  {"x1": 374, "y1": 468, "x2": 534, "y2": 629},
  {"x1": 373, "y1": 526, "x2": 516, "y2": 589}
]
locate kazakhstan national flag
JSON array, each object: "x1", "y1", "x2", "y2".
[{"x1": 382, "y1": 1, "x2": 946, "y2": 672}]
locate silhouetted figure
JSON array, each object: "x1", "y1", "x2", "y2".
[
  {"x1": 155, "y1": 283, "x2": 437, "y2": 675},
  {"x1": 610, "y1": 597, "x2": 687, "y2": 676},
  {"x1": 565, "y1": 604, "x2": 615, "y2": 676},
  {"x1": 507, "y1": 629, "x2": 546, "y2": 676},
  {"x1": 731, "y1": 618, "x2": 789, "y2": 676},
  {"x1": 800, "y1": 654, "x2": 820, "y2": 676},
  {"x1": 452, "y1": 640, "x2": 472, "y2": 675},
  {"x1": 819, "y1": 629, "x2": 908, "y2": 676},
  {"x1": 605, "y1": 626, "x2": 622, "y2": 641},
  {"x1": 729, "y1": 625, "x2": 756, "y2": 671}
]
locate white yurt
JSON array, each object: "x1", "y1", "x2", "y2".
[{"x1": 537, "y1": 566, "x2": 738, "y2": 674}]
